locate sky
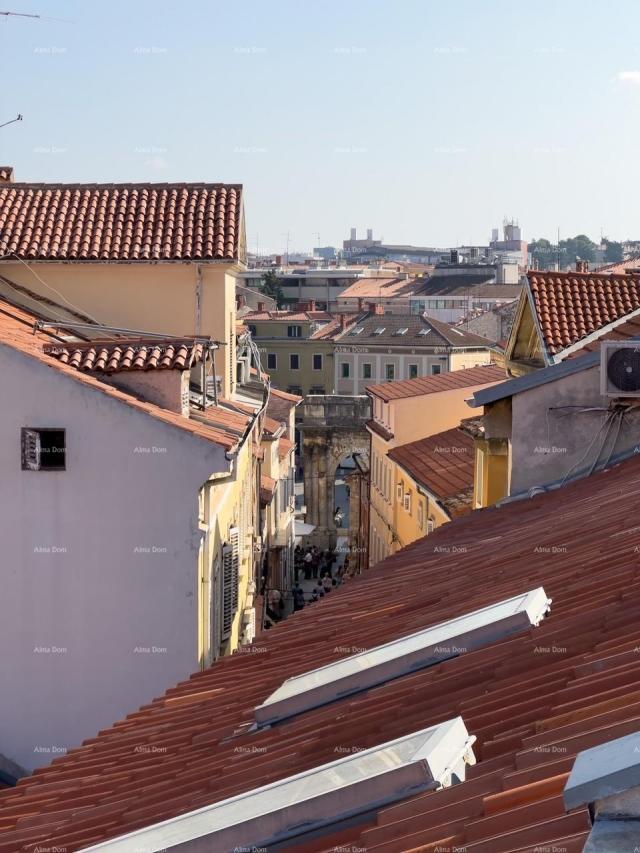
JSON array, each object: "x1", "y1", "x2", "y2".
[{"x1": 3, "y1": 0, "x2": 640, "y2": 254}]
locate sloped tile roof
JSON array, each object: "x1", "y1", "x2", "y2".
[
  {"x1": 43, "y1": 338, "x2": 205, "y2": 372},
  {"x1": 259, "y1": 474, "x2": 276, "y2": 504},
  {"x1": 366, "y1": 363, "x2": 504, "y2": 401},
  {"x1": 0, "y1": 182, "x2": 242, "y2": 262},
  {"x1": 3, "y1": 455, "x2": 640, "y2": 850},
  {"x1": 0, "y1": 299, "x2": 247, "y2": 451},
  {"x1": 528, "y1": 270, "x2": 640, "y2": 356},
  {"x1": 244, "y1": 309, "x2": 333, "y2": 322},
  {"x1": 388, "y1": 426, "x2": 475, "y2": 515},
  {"x1": 335, "y1": 313, "x2": 494, "y2": 348},
  {"x1": 566, "y1": 313, "x2": 640, "y2": 358},
  {"x1": 277, "y1": 437, "x2": 294, "y2": 459},
  {"x1": 338, "y1": 276, "x2": 424, "y2": 299}
]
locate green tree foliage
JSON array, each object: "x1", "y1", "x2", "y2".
[
  {"x1": 261, "y1": 270, "x2": 285, "y2": 308},
  {"x1": 604, "y1": 241, "x2": 624, "y2": 263}
]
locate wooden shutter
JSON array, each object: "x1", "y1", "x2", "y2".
[
  {"x1": 221, "y1": 527, "x2": 240, "y2": 640},
  {"x1": 22, "y1": 429, "x2": 41, "y2": 471}
]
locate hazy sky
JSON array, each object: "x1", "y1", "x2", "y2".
[{"x1": 3, "y1": 0, "x2": 640, "y2": 254}]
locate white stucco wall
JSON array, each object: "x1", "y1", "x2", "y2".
[
  {"x1": 509, "y1": 364, "x2": 640, "y2": 495},
  {"x1": 0, "y1": 345, "x2": 229, "y2": 772}
]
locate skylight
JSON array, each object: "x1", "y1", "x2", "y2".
[
  {"x1": 394, "y1": 328, "x2": 409, "y2": 336},
  {"x1": 349, "y1": 327, "x2": 364, "y2": 335},
  {"x1": 373, "y1": 327, "x2": 386, "y2": 335},
  {"x1": 83, "y1": 718, "x2": 476, "y2": 852},
  {"x1": 418, "y1": 328, "x2": 431, "y2": 336},
  {"x1": 255, "y1": 588, "x2": 550, "y2": 727}
]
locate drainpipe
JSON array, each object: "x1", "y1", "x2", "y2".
[{"x1": 195, "y1": 265, "x2": 203, "y2": 335}]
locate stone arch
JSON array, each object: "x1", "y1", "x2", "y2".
[{"x1": 299, "y1": 396, "x2": 371, "y2": 549}]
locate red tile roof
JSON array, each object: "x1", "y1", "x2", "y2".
[
  {"x1": 0, "y1": 182, "x2": 242, "y2": 262},
  {"x1": 366, "y1": 364, "x2": 504, "y2": 401},
  {"x1": 528, "y1": 270, "x2": 640, "y2": 356},
  {"x1": 259, "y1": 474, "x2": 276, "y2": 504},
  {"x1": 244, "y1": 309, "x2": 333, "y2": 322},
  {"x1": 338, "y1": 276, "x2": 422, "y2": 299},
  {"x1": 43, "y1": 338, "x2": 205, "y2": 372},
  {"x1": 594, "y1": 257, "x2": 640, "y2": 276},
  {"x1": 388, "y1": 426, "x2": 475, "y2": 516},
  {"x1": 566, "y1": 312, "x2": 640, "y2": 358},
  {"x1": 0, "y1": 300, "x2": 248, "y2": 451},
  {"x1": 3, "y1": 455, "x2": 640, "y2": 850},
  {"x1": 277, "y1": 437, "x2": 294, "y2": 459}
]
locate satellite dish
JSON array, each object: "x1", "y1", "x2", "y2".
[{"x1": 607, "y1": 347, "x2": 640, "y2": 393}]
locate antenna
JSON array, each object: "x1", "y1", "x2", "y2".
[
  {"x1": 0, "y1": 114, "x2": 22, "y2": 129},
  {"x1": 0, "y1": 10, "x2": 41, "y2": 18}
]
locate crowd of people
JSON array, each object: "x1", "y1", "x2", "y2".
[{"x1": 264, "y1": 544, "x2": 355, "y2": 627}]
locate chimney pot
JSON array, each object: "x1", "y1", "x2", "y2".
[
  {"x1": 374, "y1": 303, "x2": 385, "y2": 316},
  {"x1": 257, "y1": 301, "x2": 265, "y2": 312}
]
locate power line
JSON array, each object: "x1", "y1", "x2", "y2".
[{"x1": 0, "y1": 114, "x2": 22, "y2": 129}]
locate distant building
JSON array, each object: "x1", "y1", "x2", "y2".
[
  {"x1": 342, "y1": 227, "x2": 448, "y2": 264},
  {"x1": 365, "y1": 365, "x2": 505, "y2": 567},
  {"x1": 332, "y1": 309, "x2": 496, "y2": 395},
  {"x1": 489, "y1": 219, "x2": 528, "y2": 268},
  {"x1": 335, "y1": 275, "x2": 431, "y2": 315}
]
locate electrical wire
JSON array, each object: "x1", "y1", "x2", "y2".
[
  {"x1": 559, "y1": 411, "x2": 614, "y2": 486},
  {"x1": 0, "y1": 253, "x2": 102, "y2": 324}
]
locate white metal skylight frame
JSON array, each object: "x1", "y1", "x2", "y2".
[
  {"x1": 349, "y1": 327, "x2": 364, "y2": 335},
  {"x1": 255, "y1": 588, "x2": 551, "y2": 727},
  {"x1": 81, "y1": 718, "x2": 476, "y2": 853},
  {"x1": 373, "y1": 327, "x2": 386, "y2": 335},
  {"x1": 394, "y1": 328, "x2": 409, "y2": 336},
  {"x1": 418, "y1": 327, "x2": 431, "y2": 336}
]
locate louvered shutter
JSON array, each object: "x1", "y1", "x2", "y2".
[
  {"x1": 22, "y1": 429, "x2": 41, "y2": 471},
  {"x1": 221, "y1": 527, "x2": 240, "y2": 640}
]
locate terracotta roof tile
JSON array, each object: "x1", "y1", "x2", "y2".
[
  {"x1": 4, "y1": 456, "x2": 640, "y2": 850},
  {"x1": 388, "y1": 426, "x2": 475, "y2": 515},
  {"x1": 528, "y1": 270, "x2": 640, "y2": 355},
  {"x1": 0, "y1": 182, "x2": 242, "y2": 262},
  {"x1": 0, "y1": 299, "x2": 247, "y2": 452},
  {"x1": 259, "y1": 474, "x2": 276, "y2": 504},
  {"x1": 42, "y1": 338, "x2": 205, "y2": 372},
  {"x1": 366, "y1": 363, "x2": 504, "y2": 401}
]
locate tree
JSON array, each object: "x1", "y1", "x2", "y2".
[
  {"x1": 559, "y1": 234, "x2": 596, "y2": 264},
  {"x1": 604, "y1": 241, "x2": 624, "y2": 263},
  {"x1": 261, "y1": 270, "x2": 285, "y2": 308}
]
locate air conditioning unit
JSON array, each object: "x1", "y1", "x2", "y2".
[{"x1": 601, "y1": 341, "x2": 640, "y2": 397}]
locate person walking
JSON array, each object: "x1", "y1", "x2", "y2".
[
  {"x1": 303, "y1": 548, "x2": 313, "y2": 580},
  {"x1": 292, "y1": 583, "x2": 305, "y2": 612}
]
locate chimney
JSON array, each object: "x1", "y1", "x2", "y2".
[
  {"x1": 275, "y1": 255, "x2": 283, "y2": 266},
  {"x1": 350, "y1": 227, "x2": 357, "y2": 241},
  {"x1": 257, "y1": 301, "x2": 265, "y2": 312},
  {"x1": 237, "y1": 293, "x2": 247, "y2": 309},
  {"x1": 374, "y1": 303, "x2": 385, "y2": 316},
  {"x1": 564, "y1": 729, "x2": 640, "y2": 849},
  {"x1": 357, "y1": 297, "x2": 364, "y2": 312},
  {"x1": 309, "y1": 299, "x2": 316, "y2": 311},
  {"x1": 368, "y1": 302, "x2": 377, "y2": 313},
  {"x1": 340, "y1": 313, "x2": 347, "y2": 330},
  {"x1": 0, "y1": 167, "x2": 14, "y2": 184}
]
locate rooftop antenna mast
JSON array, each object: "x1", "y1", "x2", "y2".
[
  {"x1": 0, "y1": 113, "x2": 22, "y2": 129},
  {"x1": 0, "y1": 10, "x2": 41, "y2": 18}
]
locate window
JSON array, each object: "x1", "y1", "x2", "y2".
[
  {"x1": 310, "y1": 385, "x2": 325, "y2": 394},
  {"x1": 125, "y1": 719, "x2": 475, "y2": 851},
  {"x1": 431, "y1": 364, "x2": 441, "y2": 375},
  {"x1": 255, "y1": 588, "x2": 551, "y2": 726},
  {"x1": 248, "y1": 324, "x2": 257, "y2": 336},
  {"x1": 267, "y1": 353, "x2": 277, "y2": 370},
  {"x1": 313, "y1": 353, "x2": 323, "y2": 370},
  {"x1": 221, "y1": 528, "x2": 239, "y2": 640},
  {"x1": 341, "y1": 362, "x2": 350, "y2": 379},
  {"x1": 287, "y1": 385, "x2": 303, "y2": 395},
  {"x1": 290, "y1": 354, "x2": 300, "y2": 370},
  {"x1": 349, "y1": 327, "x2": 364, "y2": 336},
  {"x1": 404, "y1": 491, "x2": 412, "y2": 514},
  {"x1": 21, "y1": 428, "x2": 66, "y2": 471},
  {"x1": 362, "y1": 363, "x2": 372, "y2": 379},
  {"x1": 396, "y1": 482, "x2": 403, "y2": 503},
  {"x1": 393, "y1": 328, "x2": 408, "y2": 336},
  {"x1": 373, "y1": 327, "x2": 386, "y2": 335},
  {"x1": 408, "y1": 364, "x2": 418, "y2": 379},
  {"x1": 385, "y1": 364, "x2": 395, "y2": 381},
  {"x1": 287, "y1": 325, "x2": 302, "y2": 338},
  {"x1": 418, "y1": 501, "x2": 425, "y2": 530},
  {"x1": 427, "y1": 517, "x2": 435, "y2": 534}
]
